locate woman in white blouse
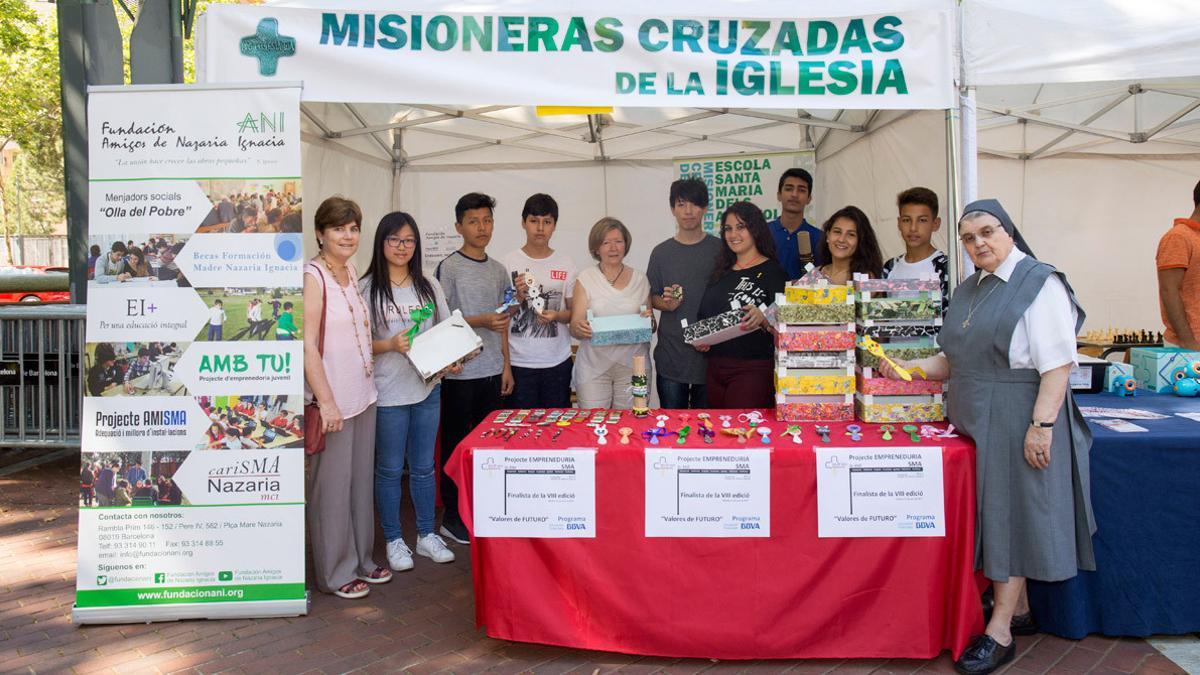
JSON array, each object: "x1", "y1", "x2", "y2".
[
  {"x1": 569, "y1": 217, "x2": 655, "y2": 409},
  {"x1": 881, "y1": 199, "x2": 1095, "y2": 675}
]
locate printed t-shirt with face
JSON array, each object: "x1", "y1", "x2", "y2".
[
  {"x1": 697, "y1": 259, "x2": 787, "y2": 360},
  {"x1": 502, "y1": 249, "x2": 578, "y2": 369},
  {"x1": 435, "y1": 250, "x2": 510, "y2": 380},
  {"x1": 647, "y1": 235, "x2": 724, "y2": 385},
  {"x1": 359, "y1": 275, "x2": 451, "y2": 406}
]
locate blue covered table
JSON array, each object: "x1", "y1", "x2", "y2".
[{"x1": 1027, "y1": 391, "x2": 1200, "y2": 638}]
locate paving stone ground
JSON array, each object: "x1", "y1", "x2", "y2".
[{"x1": 0, "y1": 456, "x2": 1189, "y2": 675}]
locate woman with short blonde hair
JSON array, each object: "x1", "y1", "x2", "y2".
[{"x1": 570, "y1": 217, "x2": 654, "y2": 408}]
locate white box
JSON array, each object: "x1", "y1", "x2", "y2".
[{"x1": 406, "y1": 309, "x2": 483, "y2": 382}]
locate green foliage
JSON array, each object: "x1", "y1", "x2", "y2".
[
  {"x1": 3, "y1": 153, "x2": 64, "y2": 236},
  {"x1": 0, "y1": 0, "x2": 38, "y2": 52}
]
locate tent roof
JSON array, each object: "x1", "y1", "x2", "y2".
[{"x1": 243, "y1": 0, "x2": 1200, "y2": 164}]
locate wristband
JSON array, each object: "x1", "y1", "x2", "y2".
[{"x1": 1031, "y1": 420, "x2": 1054, "y2": 429}]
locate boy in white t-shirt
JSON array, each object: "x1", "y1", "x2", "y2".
[
  {"x1": 503, "y1": 193, "x2": 578, "y2": 408},
  {"x1": 207, "y1": 300, "x2": 227, "y2": 340},
  {"x1": 883, "y1": 187, "x2": 949, "y2": 312}
]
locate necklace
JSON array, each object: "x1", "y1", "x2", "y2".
[
  {"x1": 601, "y1": 263, "x2": 625, "y2": 286},
  {"x1": 962, "y1": 277, "x2": 1002, "y2": 329},
  {"x1": 734, "y1": 254, "x2": 765, "y2": 270},
  {"x1": 821, "y1": 265, "x2": 850, "y2": 285},
  {"x1": 320, "y1": 253, "x2": 374, "y2": 378}
]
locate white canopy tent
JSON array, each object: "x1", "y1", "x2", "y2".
[{"x1": 198, "y1": 0, "x2": 1200, "y2": 331}]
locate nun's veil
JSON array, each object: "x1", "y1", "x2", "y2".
[{"x1": 960, "y1": 198, "x2": 1036, "y2": 259}]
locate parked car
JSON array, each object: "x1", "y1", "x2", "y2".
[{"x1": 0, "y1": 266, "x2": 71, "y2": 304}]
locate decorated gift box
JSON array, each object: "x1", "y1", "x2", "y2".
[
  {"x1": 776, "y1": 394, "x2": 855, "y2": 422},
  {"x1": 855, "y1": 395, "x2": 945, "y2": 423},
  {"x1": 683, "y1": 301, "x2": 766, "y2": 347},
  {"x1": 589, "y1": 308, "x2": 652, "y2": 346},
  {"x1": 777, "y1": 302, "x2": 856, "y2": 324},
  {"x1": 406, "y1": 309, "x2": 484, "y2": 382},
  {"x1": 857, "y1": 344, "x2": 941, "y2": 370},
  {"x1": 776, "y1": 372, "x2": 855, "y2": 395},
  {"x1": 857, "y1": 298, "x2": 941, "y2": 321},
  {"x1": 776, "y1": 326, "x2": 856, "y2": 352},
  {"x1": 857, "y1": 374, "x2": 944, "y2": 395},
  {"x1": 778, "y1": 351, "x2": 855, "y2": 369},
  {"x1": 857, "y1": 322, "x2": 941, "y2": 340},
  {"x1": 1129, "y1": 347, "x2": 1200, "y2": 393},
  {"x1": 854, "y1": 278, "x2": 941, "y2": 293},
  {"x1": 784, "y1": 285, "x2": 850, "y2": 305}
]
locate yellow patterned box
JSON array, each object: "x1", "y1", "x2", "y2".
[
  {"x1": 784, "y1": 285, "x2": 851, "y2": 304},
  {"x1": 855, "y1": 399, "x2": 945, "y2": 423},
  {"x1": 776, "y1": 374, "x2": 855, "y2": 395}
]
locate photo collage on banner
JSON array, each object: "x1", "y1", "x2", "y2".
[{"x1": 75, "y1": 84, "x2": 307, "y2": 624}]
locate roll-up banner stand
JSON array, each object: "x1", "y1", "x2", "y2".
[{"x1": 74, "y1": 83, "x2": 308, "y2": 624}]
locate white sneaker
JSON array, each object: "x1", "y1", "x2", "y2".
[
  {"x1": 416, "y1": 533, "x2": 456, "y2": 564},
  {"x1": 386, "y1": 538, "x2": 414, "y2": 571}
]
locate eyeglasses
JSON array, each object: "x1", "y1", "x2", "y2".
[
  {"x1": 959, "y1": 225, "x2": 1000, "y2": 247},
  {"x1": 385, "y1": 237, "x2": 417, "y2": 249}
]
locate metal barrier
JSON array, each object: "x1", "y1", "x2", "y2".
[{"x1": 0, "y1": 304, "x2": 86, "y2": 449}]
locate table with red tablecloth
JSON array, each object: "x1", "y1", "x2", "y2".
[{"x1": 445, "y1": 410, "x2": 982, "y2": 660}]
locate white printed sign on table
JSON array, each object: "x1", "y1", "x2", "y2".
[
  {"x1": 644, "y1": 449, "x2": 770, "y2": 537},
  {"x1": 814, "y1": 446, "x2": 945, "y2": 538},
  {"x1": 472, "y1": 449, "x2": 597, "y2": 538}
]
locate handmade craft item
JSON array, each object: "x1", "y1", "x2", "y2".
[
  {"x1": 775, "y1": 374, "x2": 855, "y2": 395},
  {"x1": 676, "y1": 425, "x2": 691, "y2": 444},
  {"x1": 784, "y1": 425, "x2": 803, "y2": 444},
  {"x1": 814, "y1": 425, "x2": 832, "y2": 443},
  {"x1": 845, "y1": 424, "x2": 863, "y2": 441},
  {"x1": 857, "y1": 375, "x2": 943, "y2": 396},
  {"x1": 879, "y1": 425, "x2": 895, "y2": 441},
  {"x1": 594, "y1": 426, "x2": 609, "y2": 445},
  {"x1": 857, "y1": 345, "x2": 940, "y2": 370},
  {"x1": 776, "y1": 329, "x2": 857, "y2": 352},
  {"x1": 858, "y1": 336, "x2": 926, "y2": 382},
  {"x1": 856, "y1": 399, "x2": 945, "y2": 424},
  {"x1": 406, "y1": 309, "x2": 484, "y2": 382},
  {"x1": 857, "y1": 298, "x2": 940, "y2": 321},
  {"x1": 756, "y1": 427, "x2": 772, "y2": 444},
  {"x1": 632, "y1": 356, "x2": 650, "y2": 416},
  {"x1": 618, "y1": 427, "x2": 633, "y2": 444},
  {"x1": 402, "y1": 303, "x2": 436, "y2": 340},
  {"x1": 721, "y1": 427, "x2": 753, "y2": 443},
  {"x1": 902, "y1": 424, "x2": 921, "y2": 442},
  {"x1": 776, "y1": 400, "x2": 855, "y2": 422},
  {"x1": 784, "y1": 285, "x2": 850, "y2": 304},
  {"x1": 683, "y1": 301, "x2": 765, "y2": 347},
  {"x1": 589, "y1": 307, "x2": 652, "y2": 346},
  {"x1": 777, "y1": 303, "x2": 855, "y2": 324}
]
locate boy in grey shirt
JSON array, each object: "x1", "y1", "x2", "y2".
[
  {"x1": 435, "y1": 192, "x2": 513, "y2": 544},
  {"x1": 648, "y1": 178, "x2": 723, "y2": 409}
]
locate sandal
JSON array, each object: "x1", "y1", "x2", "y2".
[
  {"x1": 334, "y1": 579, "x2": 369, "y2": 599},
  {"x1": 356, "y1": 566, "x2": 392, "y2": 585}
]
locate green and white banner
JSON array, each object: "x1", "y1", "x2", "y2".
[
  {"x1": 677, "y1": 151, "x2": 816, "y2": 234},
  {"x1": 199, "y1": 7, "x2": 955, "y2": 109},
  {"x1": 75, "y1": 84, "x2": 307, "y2": 624}
]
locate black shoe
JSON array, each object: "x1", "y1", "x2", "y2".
[
  {"x1": 1010, "y1": 612, "x2": 1038, "y2": 636},
  {"x1": 439, "y1": 517, "x2": 471, "y2": 545},
  {"x1": 954, "y1": 634, "x2": 1016, "y2": 675}
]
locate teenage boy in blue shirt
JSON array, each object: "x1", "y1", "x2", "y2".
[{"x1": 768, "y1": 168, "x2": 822, "y2": 281}]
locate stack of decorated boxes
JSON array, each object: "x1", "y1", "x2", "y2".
[
  {"x1": 854, "y1": 276, "x2": 945, "y2": 423},
  {"x1": 773, "y1": 281, "x2": 856, "y2": 422}
]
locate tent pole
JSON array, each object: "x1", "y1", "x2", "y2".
[
  {"x1": 945, "y1": 97, "x2": 963, "y2": 291},
  {"x1": 392, "y1": 128, "x2": 405, "y2": 212}
]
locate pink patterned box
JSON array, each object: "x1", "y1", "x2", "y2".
[
  {"x1": 776, "y1": 329, "x2": 856, "y2": 352},
  {"x1": 776, "y1": 402, "x2": 855, "y2": 422},
  {"x1": 857, "y1": 375, "x2": 945, "y2": 396},
  {"x1": 854, "y1": 278, "x2": 941, "y2": 293}
]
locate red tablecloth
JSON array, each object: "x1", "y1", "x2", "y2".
[{"x1": 446, "y1": 409, "x2": 982, "y2": 660}]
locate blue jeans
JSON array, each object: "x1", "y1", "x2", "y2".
[
  {"x1": 207, "y1": 324, "x2": 222, "y2": 340},
  {"x1": 375, "y1": 385, "x2": 441, "y2": 541},
  {"x1": 508, "y1": 358, "x2": 573, "y2": 408},
  {"x1": 656, "y1": 374, "x2": 707, "y2": 409}
]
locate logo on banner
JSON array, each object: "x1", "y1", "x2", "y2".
[
  {"x1": 208, "y1": 455, "x2": 282, "y2": 496},
  {"x1": 240, "y1": 18, "x2": 296, "y2": 76}
]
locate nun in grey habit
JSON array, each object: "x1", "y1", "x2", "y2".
[{"x1": 881, "y1": 199, "x2": 1095, "y2": 675}]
